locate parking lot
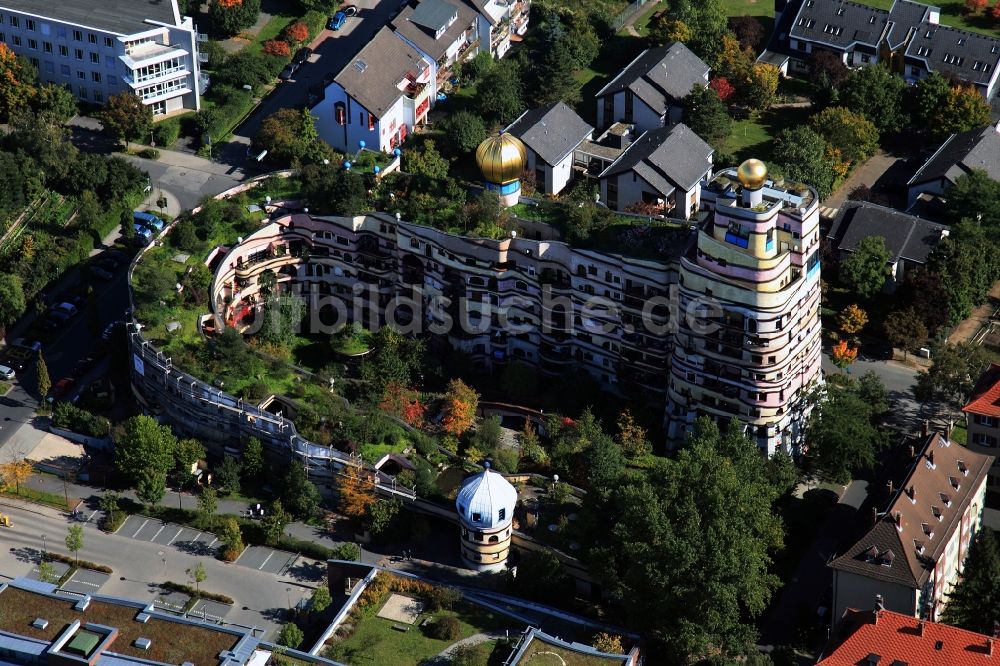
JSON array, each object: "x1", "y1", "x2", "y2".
[
  {"x1": 117, "y1": 515, "x2": 219, "y2": 556},
  {"x1": 234, "y1": 546, "x2": 299, "y2": 575},
  {"x1": 61, "y1": 568, "x2": 110, "y2": 595}
]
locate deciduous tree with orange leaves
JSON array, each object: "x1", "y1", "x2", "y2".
[
  {"x1": 442, "y1": 379, "x2": 479, "y2": 437},
  {"x1": 379, "y1": 382, "x2": 426, "y2": 427},
  {"x1": 831, "y1": 339, "x2": 859, "y2": 370},
  {"x1": 0, "y1": 459, "x2": 32, "y2": 493},
  {"x1": 283, "y1": 21, "x2": 310, "y2": 45},
  {"x1": 263, "y1": 40, "x2": 290, "y2": 57},
  {"x1": 837, "y1": 304, "x2": 868, "y2": 336},
  {"x1": 338, "y1": 464, "x2": 377, "y2": 522},
  {"x1": 0, "y1": 43, "x2": 36, "y2": 121}
]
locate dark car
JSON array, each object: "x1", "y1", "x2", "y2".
[
  {"x1": 89, "y1": 264, "x2": 114, "y2": 281},
  {"x1": 293, "y1": 47, "x2": 313, "y2": 65},
  {"x1": 51, "y1": 377, "x2": 75, "y2": 397},
  {"x1": 860, "y1": 341, "x2": 894, "y2": 361},
  {"x1": 278, "y1": 63, "x2": 297, "y2": 81}
]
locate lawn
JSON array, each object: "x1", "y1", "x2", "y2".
[
  {"x1": 517, "y1": 636, "x2": 628, "y2": 665},
  {"x1": 722, "y1": 105, "x2": 813, "y2": 168},
  {"x1": 326, "y1": 601, "x2": 511, "y2": 666},
  {"x1": 245, "y1": 13, "x2": 298, "y2": 55},
  {"x1": 0, "y1": 486, "x2": 69, "y2": 510},
  {"x1": 721, "y1": 0, "x2": 775, "y2": 17}
]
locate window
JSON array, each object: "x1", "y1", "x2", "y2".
[
  {"x1": 488, "y1": 535, "x2": 499, "y2": 543},
  {"x1": 973, "y1": 433, "x2": 999, "y2": 447},
  {"x1": 9, "y1": 16, "x2": 18, "y2": 27},
  {"x1": 624, "y1": 90, "x2": 633, "y2": 122},
  {"x1": 0, "y1": 32, "x2": 4, "y2": 43},
  {"x1": 78, "y1": 86, "x2": 87, "y2": 99},
  {"x1": 93, "y1": 90, "x2": 102, "y2": 102},
  {"x1": 498, "y1": 508, "x2": 505, "y2": 521},
  {"x1": 861, "y1": 54, "x2": 870, "y2": 63},
  {"x1": 74, "y1": 48, "x2": 83, "y2": 60},
  {"x1": 73, "y1": 29, "x2": 82, "y2": 41},
  {"x1": 59, "y1": 44, "x2": 67, "y2": 57},
  {"x1": 60, "y1": 64, "x2": 70, "y2": 77},
  {"x1": 104, "y1": 37, "x2": 113, "y2": 48},
  {"x1": 90, "y1": 52, "x2": 99, "y2": 64},
  {"x1": 29, "y1": 57, "x2": 38, "y2": 68},
  {"x1": 472, "y1": 512, "x2": 482, "y2": 522},
  {"x1": 105, "y1": 55, "x2": 115, "y2": 69},
  {"x1": 11, "y1": 35, "x2": 20, "y2": 46},
  {"x1": 27, "y1": 38, "x2": 36, "y2": 50},
  {"x1": 76, "y1": 70, "x2": 85, "y2": 80},
  {"x1": 43, "y1": 41, "x2": 51, "y2": 53},
  {"x1": 91, "y1": 71, "x2": 101, "y2": 82},
  {"x1": 367, "y1": 112, "x2": 375, "y2": 130},
  {"x1": 25, "y1": 18, "x2": 34, "y2": 30},
  {"x1": 57, "y1": 26, "x2": 66, "y2": 39},
  {"x1": 88, "y1": 33, "x2": 96, "y2": 44},
  {"x1": 977, "y1": 415, "x2": 996, "y2": 427},
  {"x1": 44, "y1": 60, "x2": 53, "y2": 73}
]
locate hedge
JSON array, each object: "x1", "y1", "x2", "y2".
[
  {"x1": 152, "y1": 118, "x2": 181, "y2": 148},
  {"x1": 44, "y1": 552, "x2": 113, "y2": 574},
  {"x1": 301, "y1": 11, "x2": 327, "y2": 41},
  {"x1": 195, "y1": 86, "x2": 255, "y2": 142},
  {"x1": 162, "y1": 581, "x2": 234, "y2": 605},
  {"x1": 51, "y1": 401, "x2": 111, "y2": 438}
]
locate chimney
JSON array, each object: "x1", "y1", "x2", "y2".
[
  {"x1": 989, "y1": 639, "x2": 995, "y2": 657},
  {"x1": 922, "y1": 420, "x2": 929, "y2": 437},
  {"x1": 907, "y1": 485, "x2": 915, "y2": 502},
  {"x1": 909, "y1": 444, "x2": 916, "y2": 458},
  {"x1": 872, "y1": 506, "x2": 879, "y2": 526},
  {"x1": 895, "y1": 511, "x2": 903, "y2": 531},
  {"x1": 875, "y1": 594, "x2": 885, "y2": 612},
  {"x1": 886, "y1": 480, "x2": 894, "y2": 494},
  {"x1": 917, "y1": 620, "x2": 925, "y2": 636}
]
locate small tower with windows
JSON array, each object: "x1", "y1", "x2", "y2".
[
  {"x1": 475, "y1": 131, "x2": 527, "y2": 208},
  {"x1": 455, "y1": 463, "x2": 517, "y2": 572}
]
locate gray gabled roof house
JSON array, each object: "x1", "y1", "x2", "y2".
[
  {"x1": 907, "y1": 123, "x2": 1000, "y2": 207},
  {"x1": 505, "y1": 102, "x2": 594, "y2": 195},
  {"x1": 595, "y1": 42, "x2": 709, "y2": 133}
]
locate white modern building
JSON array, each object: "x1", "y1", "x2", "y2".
[
  {"x1": 313, "y1": 27, "x2": 433, "y2": 154},
  {"x1": 455, "y1": 464, "x2": 517, "y2": 572},
  {"x1": 0, "y1": 0, "x2": 200, "y2": 114},
  {"x1": 464, "y1": 0, "x2": 529, "y2": 59}
]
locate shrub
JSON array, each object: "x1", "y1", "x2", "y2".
[
  {"x1": 300, "y1": 11, "x2": 327, "y2": 40},
  {"x1": 428, "y1": 615, "x2": 461, "y2": 641},
  {"x1": 44, "y1": 552, "x2": 113, "y2": 574},
  {"x1": 152, "y1": 118, "x2": 181, "y2": 147},
  {"x1": 137, "y1": 148, "x2": 160, "y2": 159},
  {"x1": 331, "y1": 542, "x2": 360, "y2": 561},
  {"x1": 282, "y1": 22, "x2": 309, "y2": 44},
  {"x1": 161, "y1": 581, "x2": 234, "y2": 604},
  {"x1": 263, "y1": 40, "x2": 291, "y2": 57},
  {"x1": 51, "y1": 402, "x2": 111, "y2": 438},
  {"x1": 277, "y1": 623, "x2": 304, "y2": 649}
]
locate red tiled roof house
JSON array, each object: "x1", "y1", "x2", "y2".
[{"x1": 963, "y1": 363, "x2": 1000, "y2": 495}]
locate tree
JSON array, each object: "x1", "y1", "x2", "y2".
[
  {"x1": 261, "y1": 499, "x2": 291, "y2": 545},
  {"x1": 909, "y1": 72, "x2": 953, "y2": 130},
  {"x1": 283, "y1": 461, "x2": 321, "y2": 519},
  {"x1": 841, "y1": 236, "x2": 890, "y2": 299},
  {"x1": 120, "y1": 208, "x2": 137, "y2": 242},
  {"x1": 915, "y1": 341, "x2": 991, "y2": 407},
  {"x1": 366, "y1": 498, "x2": 400, "y2": 537},
  {"x1": 592, "y1": 633, "x2": 625, "y2": 654},
  {"x1": 310, "y1": 586, "x2": 332, "y2": 614},
  {"x1": 474, "y1": 59, "x2": 523, "y2": 124},
  {"x1": 942, "y1": 170, "x2": 1000, "y2": 228},
  {"x1": 729, "y1": 15, "x2": 765, "y2": 51},
  {"x1": 403, "y1": 139, "x2": 449, "y2": 181},
  {"x1": 935, "y1": 84, "x2": 992, "y2": 137},
  {"x1": 809, "y1": 107, "x2": 879, "y2": 165},
  {"x1": 683, "y1": 85, "x2": 732, "y2": 148},
  {"x1": 65, "y1": 525, "x2": 84, "y2": 564},
  {"x1": 299, "y1": 164, "x2": 367, "y2": 215},
  {"x1": 170, "y1": 218, "x2": 199, "y2": 251},
  {"x1": 837, "y1": 304, "x2": 868, "y2": 336},
  {"x1": 0, "y1": 43, "x2": 36, "y2": 121},
  {"x1": 966, "y1": 0, "x2": 988, "y2": 12},
  {"x1": 806, "y1": 383, "x2": 886, "y2": 484},
  {"x1": 35, "y1": 353, "x2": 51, "y2": 398},
  {"x1": 772, "y1": 126, "x2": 837, "y2": 197},
  {"x1": 100, "y1": 92, "x2": 153, "y2": 146},
  {"x1": 883, "y1": 307, "x2": 928, "y2": 359},
  {"x1": 210, "y1": 0, "x2": 261, "y2": 37},
  {"x1": 442, "y1": 378, "x2": 479, "y2": 437},
  {"x1": 338, "y1": 464, "x2": 377, "y2": 522},
  {"x1": 662, "y1": 0, "x2": 729, "y2": 66},
  {"x1": 254, "y1": 108, "x2": 323, "y2": 167},
  {"x1": 715, "y1": 34, "x2": 754, "y2": 88},
  {"x1": 708, "y1": 76, "x2": 736, "y2": 102},
  {"x1": 745, "y1": 64, "x2": 780, "y2": 111},
  {"x1": 0, "y1": 274, "x2": 25, "y2": 332},
  {"x1": 115, "y1": 416, "x2": 177, "y2": 480},
  {"x1": 358, "y1": 327, "x2": 425, "y2": 398},
  {"x1": 617, "y1": 409, "x2": 651, "y2": 458},
  {"x1": 379, "y1": 383, "x2": 425, "y2": 427},
  {"x1": 940, "y1": 529, "x2": 1000, "y2": 634},
  {"x1": 242, "y1": 437, "x2": 264, "y2": 485},
  {"x1": 277, "y1": 622, "x2": 304, "y2": 648},
  {"x1": 283, "y1": 21, "x2": 310, "y2": 45},
  {"x1": 187, "y1": 562, "x2": 207, "y2": 595},
  {"x1": 136, "y1": 468, "x2": 167, "y2": 508},
  {"x1": 176, "y1": 438, "x2": 206, "y2": 475},
  {"x1": 584, "y1": 418, "x2": 782, "y2": 661},
  {"x1": 217, "y1": 456, "x2": 242, "y2": 495},
  {"x1": 429, "y1": 615, "x2": 462, "y2": 641},
  {"x1": 0, "y1": 459, "x2": 32, "y2": 493},
  {"x1": 37, "y1": 561, "x2": 59, "y2": 584},
  {"x1": 35, "y1": 83, "x2": 77, "y2": 123},
  {"x1": 809, "y1": 49, "x2": 850, "y2": 91},
  {"x1": 830, "y1": 339, "x2": 859, "y2": 371},
  {"x1": 198, "y1": 487, "x2": 219, "y2": 520},
  {"x1": 219, "y1": 517, "x2": 244, "y2": 561},
  {"x1": 439, "y1": 110, "x2": 486, "y2": 155},
  {"x1": 839, "y1": 64, "x2": 908, "y2": 133}
]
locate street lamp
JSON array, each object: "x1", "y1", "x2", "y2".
[
  {"x1": 41, "y1": 534, "x2": 47, "y2": 555},
  {"x1": 286, "y1": 587, "x2": 292, "y2": 611}
]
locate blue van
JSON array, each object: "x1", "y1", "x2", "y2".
[
  {"x1": 133, "y1": 211, "x2": 164, "y2": 232},
  {"x1": 133, "y1": 224, "x2": 153, "y2": 245}
]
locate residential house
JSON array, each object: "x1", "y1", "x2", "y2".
[
  {"x1": 598, "y1": 123, "x2": 713, "y2": 219},
  {"x1": 313, "y1": 27, "x2": 433, "y2": 154},
  {"x1": 829, "y1": 432, "x2": 993, "y2": 622},
  {"x1": 505, "y1": 101, "x2": 594, "y2": 195},
  {"x1": 907, "y1": 122, "x2": 1000, "y2": 208},
  {"x1": 817, "y1": 606, "x2": 998, "y2": 666},
  {"x1": 784, "y1": 0, "x2": 1000, "y2": 97},
  {"x1": 0, "y1": 0, "x2": 201, "y2": 114},
  {"x1": 463, "y1": 0, "x2": 529, "y2": 59},
  {"x1": 594, "y1": 42, "x2": 709, "y2": 133},
  {"x1": 392, "y1": 0, "x2": 479, "y2": 98},
  {"x1": 961, "y1": 363, "x2": 1000, "y2": 494},
  {"x1": 826, "y1": 201, "x2": 949, "y2": 291}
]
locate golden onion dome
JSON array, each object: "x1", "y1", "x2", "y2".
[
  {"x1": 475, "y1": 132, "x2": 527, "y2": 185},
  {"x1": 737, "y1": 158, "x2": 768, "y2": 190}
]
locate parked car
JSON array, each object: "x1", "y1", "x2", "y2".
[
  {"x1": 341, "y1": 4, "x2": 358, "y2": 16},
  {"x1": 0, "y1": 365, "x2": 15, "y2": 380},
  {"x1": 278, "y1": 63, "x2": 297, "y2": 81},
  {"x1": 12, "y1": 338, "x2": 41, "y2": 352},
  {"x1": 89, "y1": 264, "x2": 114, "y2": 281},
  {"x1": 133, "y1": 211, "x2": 164, "y2": 232},
  {"x1": 51, "y1": 377, "x2": 75, "y2": 398},
  {"x1": 328, "y1": 11, "x2": 347, "y2": 30},
  {"x1": 293, "y1": 47, "x2": 313, "y2": 65},
  {"x1": 52, "y1": 302, "x2": 78, "y2": 317},
  {"x1": 133, "y1": 225, "x2": 153, "y2": 245}
]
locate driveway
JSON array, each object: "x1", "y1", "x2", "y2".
[{"x1": 823, "y1": 151, "x2": 903, "y2": 211}]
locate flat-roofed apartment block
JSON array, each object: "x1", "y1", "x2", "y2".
[
  {"x1": 666, "y1": 160, "x2": 823, "y2": 454},
  {"x1": 0, "y1": 0, "x2": 200, "y2": 114}
]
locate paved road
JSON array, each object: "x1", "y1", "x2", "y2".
[
  {"x1": 229, "y1": 0, "x2": 402, "y2": 149},
  {"x1": 121, "y1": 152, "x2": 243, "y2": 213},
  {"x1": 821, "y1": 353, "x2": 924, "y2": 428},
  {"x1": 0, "y1": 499, "x2": 314, "y2": 638}
]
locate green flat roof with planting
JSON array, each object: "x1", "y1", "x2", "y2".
[
  {"x1": 506, "y1": 628, "x2": 632, "y2": 665},
  {"x1": 0, "y1": 583, "x2": 242, "y2": 666}
]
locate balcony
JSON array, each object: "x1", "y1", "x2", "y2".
[
  {"x1": 125, "y1": 65, "x2": 190, "y2": 87},
  {"x1": 121, "y1": 43, "x2": 189, "y2": 68}
]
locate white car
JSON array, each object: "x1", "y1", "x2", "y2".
[{"x1": 0, "y1": 365, "x2": 15, "y2": 380}]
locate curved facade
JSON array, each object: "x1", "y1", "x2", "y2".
[
  {"x1": 455, "y1": 466, "x2": 517, "y2": 571},
  {"x1": 665, "y1": 166, "x2": 823, "y2": 455}
]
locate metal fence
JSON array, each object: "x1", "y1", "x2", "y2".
[{"x1": 611, "y1": 0, "x2": 654, "y2": 32}]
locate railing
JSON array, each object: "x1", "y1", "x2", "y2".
[{"x1": 611, "y1": 0, "x2": 654, "y2": 31}]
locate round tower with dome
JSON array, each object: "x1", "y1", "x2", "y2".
[
  {"x1": 455, "y1": 463, "x2": 518, "y2": 572},
  {"x1": 475, "y1": 131, "x2": 527, "y2": 207}
]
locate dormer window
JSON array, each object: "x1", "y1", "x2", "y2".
[
  {"x1": 837, "y1": 7, "x2": 844, "y2": 15},
  {"x1": 958, "y1": 37, "x2": 965, "y2": 45},
  {"x1": 914, "y1": 540, "x2": 925, "y2": 554},
  {"x1": 958, "y1": 460, "x2": 969, "y2": 476},
  {"x1": 472, "y1": 512, "x2": 482, "y2": 522},
  {"x1": 498, "y1": 508, "x2": 505, "y2": 521},
  {"x1": 864, "y1": 545, "x2": 879, "y2": 563},
  {"x1": 922, "y1": 523, "x2": 934, "y2": 539},
  {"x1": 949, "y1": 476, "x2": 960, "y2": 490},
  {"x1": 940, "y1": 492, "x2": 952, "y2": 506},
  {"x1": 869, "y1": 15, "x2": 876, "y2": 23},
  {"x1": 932, "y1": 506, "x2": 942, "y2": 521},
  {"x1": 880, "y1": 549, "x2": 895, "y2": 567}
]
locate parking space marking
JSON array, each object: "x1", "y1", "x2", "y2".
[
  {"x1": 205, "y1": 537, "x2": 217, "y2": 547},
  {"x1": 87, "y1": 510, "x2": 99, "y2": 523},
  {"x1": 150, "y1": 525, "x2": 165, "y2": 542},
  {"x1": 257, "y1": 551, "x2": 274, "y2": 571},
  {"x1": 166, "y1": 527, "x2": 183, "y2": 545},
  {"x1": 130, "y1": 518, "x2": 149, "y2": 538}
]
